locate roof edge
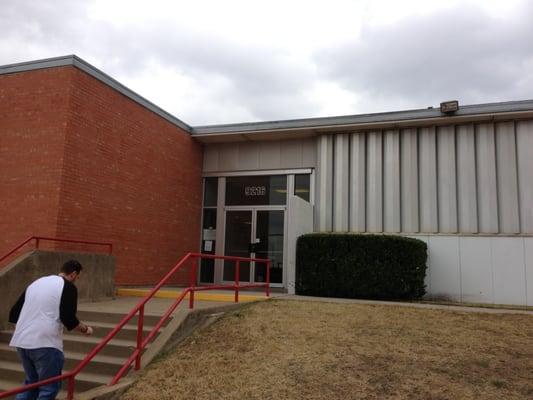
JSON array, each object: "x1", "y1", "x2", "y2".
[
  {"x1": 0, "y1": 55, "x2": 192, "y2": 133},
  {"x1": 191, "y1": 99, "x2": 533, "y2": 135}
]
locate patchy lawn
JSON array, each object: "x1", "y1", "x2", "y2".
[{"x1": 122, "y1": 300, "x2": 533, "y2": 400}]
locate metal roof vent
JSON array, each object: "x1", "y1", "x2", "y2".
[{"x1": 440, "y1": 100, "x2": 459, "y2": 114}]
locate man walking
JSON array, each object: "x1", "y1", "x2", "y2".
[{"x1": 8, "y1": 260, "x2": 94, "y2": 400}]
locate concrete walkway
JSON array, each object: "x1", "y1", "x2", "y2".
[{"x1": 276, "y1": 294, "x2": 533, "y2": 315}]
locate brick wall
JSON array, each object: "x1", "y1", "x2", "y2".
[
  {"x1": 0, "y1": 66, "x2": 203, "y2": 285},
  {"x1": 0, "y1": 68, "x2": 70, "y2": 254}
]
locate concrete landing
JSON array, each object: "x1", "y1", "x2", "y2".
[{"x1": 115, "y1": 287, "x2": 274, "y2": 303}]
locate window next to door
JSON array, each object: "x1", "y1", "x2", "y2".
[{"x1": 200, "y1": 177, "x2": 217, "y2": 283}]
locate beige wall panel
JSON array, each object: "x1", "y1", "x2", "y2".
[
  {"x1": 237, "y1": 142, "x2": 260, "y2": 170},
  {"x1": 258, "y1": 141, "x2": 281, "y2": 169},
  {"x1": 419, "y1": 127, "x2": 438, "y2": 232},
  {"x1": 475, "y1": 123, "x2": 499, "y2": 233},
  {"x1": 456, "y1": 125, "x2": 478, "y2": 233},
  {"x1": 203, "y1": 145, "x2": 219, "y2": 172},
  {"x1": 349, "y1": 133, "x2": 366, "y2": 231},
  {"x1": 495, "y1": 122, "x2": 520, "y2": 233},
  {"x1": 366, "y1": 131, "x2": 383, "y2": 232},
  {"x1": 516, "y1": 120, "x2": 533, "y2": 233},
  {"x1": 437, "y1": 126, "x2": 458, "y2": 233},
  {"x1": 301, "y1": 137, "x2": 317, "y2": 167},
  {"x1": 218, "y1": 144, "x2": 239, "y2": 171},
  {"x1": 280, "y1": 139, "x2": 303, "y2": 169},
  {"x1": 383, "y1": 130, "x2": 400, "y2": 232},
  {"x1": 401, "y1": 128, "x2": 419, "y2": 232},
  {"x1": 333, "y1": 134, "x2": 350, "y2": 231}
]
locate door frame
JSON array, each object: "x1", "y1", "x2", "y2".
[{"x1": 221, "y1": 205, "x2": 286, "y2": 288}]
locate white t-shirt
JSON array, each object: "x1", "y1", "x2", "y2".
[{"x1": 10, "y1": 275, "x2": 70, "y2": 351}]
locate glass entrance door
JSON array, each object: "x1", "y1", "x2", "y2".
[{"x1": 223, "y1": 209, "x2": 285, "y2": 285}]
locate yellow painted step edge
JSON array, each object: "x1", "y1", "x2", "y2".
[{"x1": 116, "y1": 288, "x2": 267, "y2": 303}]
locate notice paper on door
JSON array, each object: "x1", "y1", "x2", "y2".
[{"x1": 204, "y1": 240, "x2": 213, "y2": 252}]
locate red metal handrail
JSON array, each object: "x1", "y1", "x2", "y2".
[
  {"x1": 0, "y1": 236, "x2": 113, "y2": 267},
  {"x1": 0, "y1": 252, "x2": 270, "y2": 399}
]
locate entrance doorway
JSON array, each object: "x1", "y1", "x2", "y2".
[{"x1": 223, "y1": 208, "x2": 285, "y2": 285}]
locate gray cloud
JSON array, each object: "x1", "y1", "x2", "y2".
[
  {"x1": 315, "y1": 3, "x2": 533, "y2": 111},
  {"x1": 1, "y1": 1, "x2": 532, "y2": 124}
]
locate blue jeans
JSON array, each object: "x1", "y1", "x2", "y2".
[{"x1": 15, "y1": 347, "x2": 64, "y2": 400}]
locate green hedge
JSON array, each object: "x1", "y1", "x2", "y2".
[{"x1": 296, "y1": 233, "x2": 427, "y2": 300}]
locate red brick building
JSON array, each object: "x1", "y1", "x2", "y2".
[{"x1": 0, "y1": 56, "x2": 203, "y2": 285}]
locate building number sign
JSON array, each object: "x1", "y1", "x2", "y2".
[{"x1": 244, "y1": 186, "x2": 266, "y2": 196}]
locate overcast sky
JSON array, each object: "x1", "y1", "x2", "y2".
[{"x1": 1, "y1": 0, "x2": 532, "y2": 125}]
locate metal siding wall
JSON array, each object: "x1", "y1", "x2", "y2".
[
  {"x1": 475, "y1": 123, "x2": 499, "y2": 233},
  {"x1": 366, "y1": 131, "x2": 383, "y2": 232},
  {"x1": 419, "y1": 127, "x2": 439, "y2": 232},
  {"x1": 202, "y1": 138, "x2": 317, "y2": 173},
  {"x1": 456, "y1": 125, "x2": 478, "y2": 233},
  {"x1": 383, "y1": 130, "x2": 401, "y2": 232},
  {"x1": 334, "y1": 134, "x2": 350, "y2": 231},
  {"x1": 349, "y1": 133, "x2": 366, "y2": 231},
  {"x1": 237, "y1": 142, "x2": 260, "y2": 170},
  {"x1": 316, "y1": 135, "x2": 333, "y2": 231},
  {"x1": 258, "y1": 141, "x2": 281, "y2": 169},
  {"x1": 280, "y1": 140, "x2": 303, "y2": 169},
  {"x1": 495, "y1": 122, "x2": 520, "y2": 233},
  {"x1": 401, "y1": 129, "x2": 419, "y2": 232},
  {"x1": 516, "y1": 120, "x2": 533, "y2": 233},
  {"x1": 437, "y1": 126, "x2": 458, "y2": 233}
]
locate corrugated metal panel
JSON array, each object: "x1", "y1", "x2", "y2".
[
  {"x1": 349, "y1": 133, "x2": 366, "y2": 231},
  {"x1": 401, "y1": 128, "x2": 419, "y2": 232},
  {"x1": 383, "y1": 130, "x2": 401, "y2": 232},
  {"x1": 333, "y1": 134, "x2": 349, "y2": 231},
  {"x1": 437, "y1": 126, "x2": 458, "y2": 233},
  {"x1": 476, "y1": 123, "x2": 499, "y2": 233},
  {"x1": 419, "y1": 127, "x2": 439, "y2": 232},
  {"x1": 366, "y1": 131, "x2": 383, "y2": 232},
  {"x1": 456, "y1": 124, "x2": 478, "y2": 233},
  {"x1": 495, "y1": 122, "x2": 520, "y2": 233},
  {"x1": 516, "y1": 120, "x2": 533, "y2": 233},
  {"x1": 316, "y1": 135, "x2": 333, "y2": 231}
]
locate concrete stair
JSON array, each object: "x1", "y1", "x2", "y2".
[{"x1": 0, "y1": 308, "x2": 169, "y2": 398}]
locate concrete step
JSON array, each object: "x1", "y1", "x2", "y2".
[
  {"x1": 0, "y1": 331, "x2": 139, "y2": 358},
  {"x1": 77, "y1": 310, "x2": 164, "y2": 326},
  {"x1": 0, "y1": 343, "x2": 127, "y2": 376},
  {"x1": 83, "y1": 320, "x2": 157, "y2": 342},
  {"x1": 0, "y1": 360, "x2": 109, "y2": 392}
]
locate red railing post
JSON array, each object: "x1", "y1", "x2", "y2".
[
  {"x1": 234, "y1": 260, "x2": 240, "y2": 303},
  {"x1": 266, "y1": 259, "x2": 271, "y2": 297},
  {"x1": 35, "y1": 237, "x2": 40, "y2": 250},
  {"x1": 189, "y1": 258, "x2": 197, "y2": 309},
  {"x1": 67, "y1": 376, "x2": 75, "y2": 400},
  {"x1": 135, "y1": 305, "x2": 144, "y2": 370}
]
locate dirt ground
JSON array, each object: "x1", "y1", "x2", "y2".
[{"x1": 121, "y1": 299, "x2": 533, "y2": 400}]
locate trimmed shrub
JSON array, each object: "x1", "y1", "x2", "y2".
[{"x1": 296, "y1": 233, "x2": 427, "y2": 300}]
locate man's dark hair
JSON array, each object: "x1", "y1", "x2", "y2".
[{"x1": 61, "y1": 260, "x2": 83, "y2": 274}]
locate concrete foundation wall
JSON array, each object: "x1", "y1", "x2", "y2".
[{"x1": 0, "y1": 250, "x2": 115, "y2": 331}]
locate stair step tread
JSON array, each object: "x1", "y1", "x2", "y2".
[
  {"x1": 0, "y1": 343, "x2": 126, "y2": 365},
  {"x1": 0, "y1": 360, "x2": 110, "y2": 384},
  {"x1": 83, "y1": 320, "x2": 155, "y2": 331},
  {"x1": 62, "y1": 334, "x2": 137, "y2": 347}
]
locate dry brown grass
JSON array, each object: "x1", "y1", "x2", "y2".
[{"x1": 122, "y1": 299, "x2": 533, "y2": 400}]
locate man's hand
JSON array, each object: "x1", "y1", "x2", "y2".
[{"x1": 76, "y1": 322, "x2": 94, "y2": 336}]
